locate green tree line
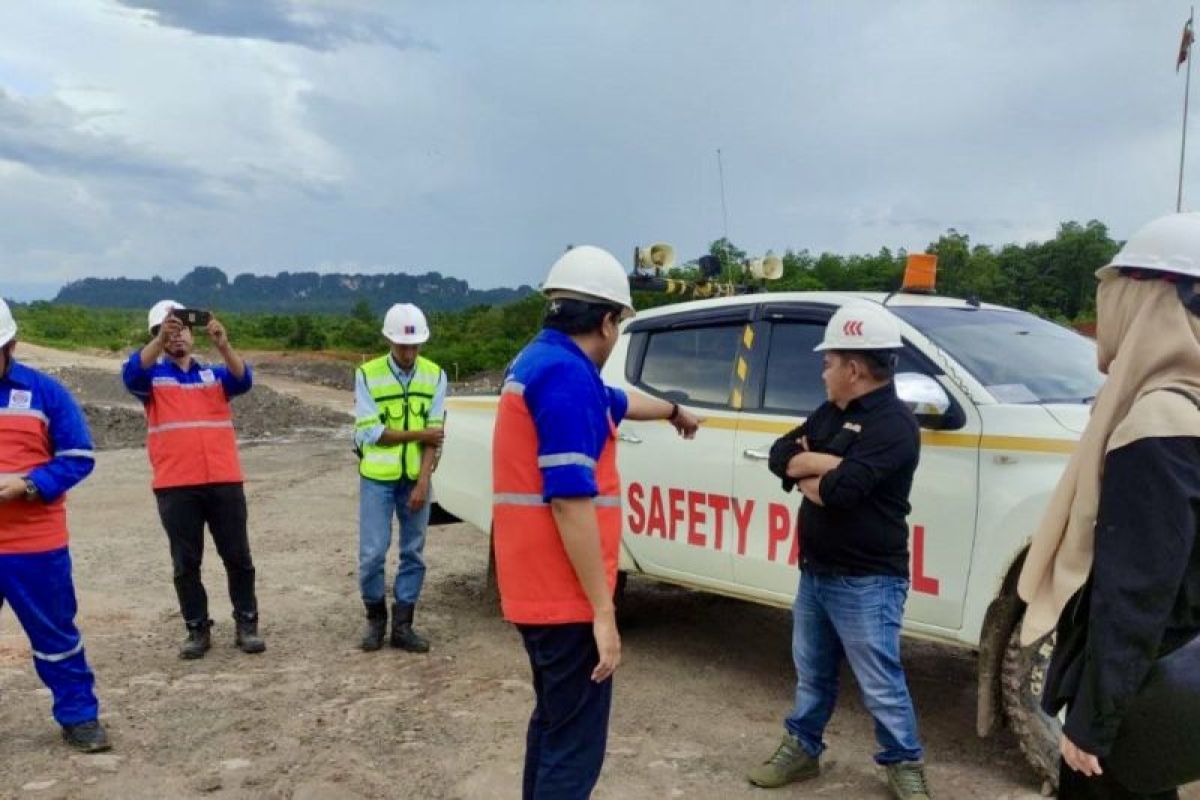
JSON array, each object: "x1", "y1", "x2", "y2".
[{"x1": 10, "y1": 220, "x2": 1117, "y2": 379}]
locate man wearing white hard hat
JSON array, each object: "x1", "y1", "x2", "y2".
[
  {"x1": 353, "y1": 302, "x2": 447, "y2": 653},
  {"x1": 752, "y1": 302, "x2": 930, "y2": 800},
  {"x1": 0, "y1": 297, "x2": 110, "y2": 752},
  {"x1": 122, "y1": 300, "x2": 265, "y2": 659},
  {"x1": 492, "y1": 246, "x2": 701, "y2": 798}
]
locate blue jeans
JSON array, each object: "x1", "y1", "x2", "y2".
[
  {"x1": 785, "y1": 571, "x2": 924, "y2": 765},
  {"x1": 518, "y1": 623, "x2": 613, "y2": 800},
  {"x1": 358, "y1": 477, "x2": 430, "y2": 606},
  {"x1": 0, "y1": 548, "x2": 100, "y2": 726}
]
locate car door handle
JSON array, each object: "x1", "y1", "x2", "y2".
[
  {"x1": 743, "y1": 448, "x2": 770, "y2": 461},
  {"x1": 619, "y1": 432, "x2": 643, "y2": 444}
]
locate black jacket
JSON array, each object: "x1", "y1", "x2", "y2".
[
  {"x1": 1042, "y1": 436, "x2": 1200, "y2": 757},
  {"x1": 768, "y1": 382, "x2": 920, "y2": 577}
]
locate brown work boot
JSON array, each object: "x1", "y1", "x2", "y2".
[
  {"x1": 746, "y1": 733, "x2": 819, "y2": 788},
  {"x1": 885, "y1": 761, "x2": 931, "y2": 800}
]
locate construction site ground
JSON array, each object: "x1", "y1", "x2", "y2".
[{"x1": 1, "y1": 344, "x2": 1189, "y2": 799}]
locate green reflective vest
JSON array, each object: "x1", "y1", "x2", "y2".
[{"x1": 356, "y1": 354, "x2": 444, "y2": 481}]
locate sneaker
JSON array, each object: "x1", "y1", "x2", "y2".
[
  {"x1": 62, "y1": 719, "x2": 111, "y2": 753},
  {"x1": 885, "y1": 761, "x2": 931, "y2": 800},
  {"x1": 746, "y1": 733, "x2": 820, "y2": 788}
]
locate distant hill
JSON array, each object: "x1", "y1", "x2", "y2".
[{"x1": 54, "y1": 266, "x2": 536, "y2": 313}]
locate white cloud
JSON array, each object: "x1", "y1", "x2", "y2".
[{"x1": 0, "y1": 0, "x2": 1197, "y2": 300}]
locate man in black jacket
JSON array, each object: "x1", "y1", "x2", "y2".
[{"x1": 747, "y1": 302, "x2": 930, "y2": 800}]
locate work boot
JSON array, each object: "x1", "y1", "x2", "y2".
[
  {"x1": 361, "y1": 600, "x2": 388, "y2": 651},
  {"x1": 179, "y1": 619, "x2": 212, "y2": 660},
  {"x1": 234, "y1": 617, "x2": 266, "y2": 654},
  {"x1": 62, "y1": 719, "x2": 111, "y2": 753},
  {"x1": 746, "y1": 733, "x2": 820, "y2": 788},
  {"x1": 390, "y1": 602, "x2": 430, "y2": 653},
  {"x1": 885, "y1": 761, "x2": 931, "y2": 800}
]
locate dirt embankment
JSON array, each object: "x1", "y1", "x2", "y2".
[
  {"x1": 42, "y1": 367, "x2": 351, "y2": 451},
  {"x1": 14, "y1": 344, "x2": 353, "y2": 451}
]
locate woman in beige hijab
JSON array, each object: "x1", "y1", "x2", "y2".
[{"x1": 1017, "y1": 213, "x2": 1200, "y2": 799}]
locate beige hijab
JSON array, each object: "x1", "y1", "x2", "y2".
[{"x1": 1017, "y1": 274, "x2": 1200, "y2": 645}]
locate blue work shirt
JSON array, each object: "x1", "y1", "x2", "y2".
[
  {"x1": 505, "y1": 328, "x2": 628, "y2": 501},
  {"x1": 1, "y1": 360, "x2": 95, "y2": 502},
  {"x1": 122, "y1": 352, "x2": 254, "y2": 402}
]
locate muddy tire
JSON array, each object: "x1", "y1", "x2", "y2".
[{"x1": 1001, "y1": 621, "x2": 1061, "y2": 789}]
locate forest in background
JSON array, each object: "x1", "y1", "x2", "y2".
[{"x1": 9, "y1": 220, "x2": 1116, "y2": 379}]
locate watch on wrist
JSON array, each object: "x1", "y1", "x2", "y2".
[
  {"x1": 22, "y1": 478, "x2": 38, "y2": 500},
  {"x1": 668, "y1": 402, "x2": 681, "y2": 422}
]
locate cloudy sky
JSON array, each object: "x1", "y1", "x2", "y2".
[{"x1": 0, "y1": 1, "x2": 1194, "y2": 300}]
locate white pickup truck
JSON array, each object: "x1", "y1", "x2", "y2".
[{"x1": 432, "y1": 288, "x2": 1101, "y2": 786}]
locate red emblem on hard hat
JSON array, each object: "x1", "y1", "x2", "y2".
[{"x1": 842, "y1": 320, "x2": 864, "y2": 336}]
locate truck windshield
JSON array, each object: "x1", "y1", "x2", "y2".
[{"x1": 891, "y1": 306, "x2": 1103, "y2": 404}]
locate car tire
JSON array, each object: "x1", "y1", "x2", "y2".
[
  {"x1": 484, "y1": 528, "x2": 500, "y2": 613},
  {"x1": 613, "y1": 571, "x2": 629, "y2": 623},
  {"x1": 1000, "y1": 620, "x2": 1061, "y2": 790}
]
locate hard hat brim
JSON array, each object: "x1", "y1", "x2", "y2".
[
  {"x1": 813, "y1": 341, "x2": 902, "y2": 352},
  {"x1": 384, "y1": 333, "x2": 430, "y2": 345}
]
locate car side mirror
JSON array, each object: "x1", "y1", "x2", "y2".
[{"x1": 895, "y1": 372, "x2": 955, "y2": 430}]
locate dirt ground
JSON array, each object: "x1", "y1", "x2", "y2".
[{"x1": 1, "y1": 345, "x2": 1193, "y2": 799}]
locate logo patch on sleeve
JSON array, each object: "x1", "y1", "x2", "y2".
[
  {"x1": 8, "y1": 389, "x2": 32, "y2": 409},
  {"x1": 199, "y1": 369, "x2": 216, "y2": 384}
]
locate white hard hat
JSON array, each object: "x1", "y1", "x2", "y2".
[
  {"x1": 382, "y1": 303, "x2": 430, "y2": 345},
  {"x1": 1098, "y1": 212, "x2": 1200, "y2": 279},
  {"x1": 148, "y1": 299, "x2": 183, "y2": 332},
  {"x1": 0, "y1": 297, "x2": 16, "y2": 348},
  {"x1": 815, "y1": 302, "x2": 903, "y2": 352},
  {"x1": 542, "y1": 245, "x2": 635, "y2": 319}
]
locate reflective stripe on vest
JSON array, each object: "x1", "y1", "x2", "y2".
[
  {"x1": 491, "y1": 390, "x2": 623, "y2": 625},
  {"x1": 358, "y1": 354, "x2": 444, "y2": 482},
  {"x1": 0, "y1": 409, "x2": 67, "y2": 554},
  {"x1": 145, "y1": 373, "x2": 243, "y2": 489}
]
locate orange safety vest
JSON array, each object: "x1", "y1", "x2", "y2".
[
  {"x1": 144, "y1": 373, "x2": 243, "y2": 489},
  {"x1": 0, "y1": 409, "x2": 67, "y2": 554},
  {"x1": 492, "y1": 381, "x2": 623, "y2": 625}
]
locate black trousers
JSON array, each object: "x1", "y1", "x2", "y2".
[
  {"x1": 517, "y1": 623, "x2": 613, "y2": 800},
  {"x1": 154, "y1": 483, "x2": 258, "y2": 625},
  {"x1": 1058, "y1": 760, "x2": 1180, "y2": 800}
]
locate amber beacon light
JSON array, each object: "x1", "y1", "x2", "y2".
[{"x1": 902, "y1": 253, "x2": 938, "y2": 294}]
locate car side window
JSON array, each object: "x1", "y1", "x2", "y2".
[
  {"x1": 638, "y1": 325, "x2": 742, "y2": 407},
  {"x1": 761, "y1": 322, "x2": 935, "y2": 415},
  {"x1": 762, "y1": 322, "x2": 827, "y2": 415}
]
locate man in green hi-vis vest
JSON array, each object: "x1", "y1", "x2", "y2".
[{"x1": 353, "y1": 302, "x2": 447, "y2": 653}]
